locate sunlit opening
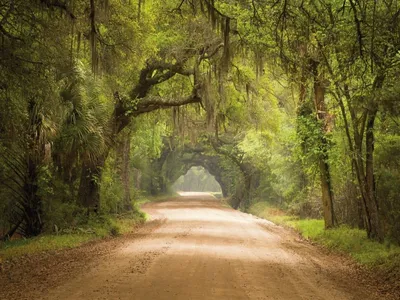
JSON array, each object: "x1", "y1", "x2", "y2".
[{"x1": 172, "y1": 166, "x2": 222, "y2": 195}]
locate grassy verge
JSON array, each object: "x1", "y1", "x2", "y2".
[
  {"x1": 248, "y1": 201, "x2": 400, "y2": 271},
  {"x1": 0, "y1": 211, "x2": 146, "y2": 262}
]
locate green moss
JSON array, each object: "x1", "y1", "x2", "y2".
[{"x1": 248, "y1": 201, "x2": 400, "y2": 269}]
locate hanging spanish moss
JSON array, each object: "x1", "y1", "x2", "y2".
[
  {"x1": 180, "y1": 106, "x2": 186, "y2": 144},
  {"x1": 172, "y1": 106, "x2": 178, "y2": 134},
  {"x1": 101, "y1": 0, "x2": 110, "y2": 20},
  {"x1": 253, "y1": 50, "x2": 262, "y2": 80},
  {"x1": 209, "y1": 0, "x2": 217, "y2": 29},
  {"x1": 222, "y1": 17, "x2": 230, "y2": 73},
  {"x1": 202, "y1": 70, "x2": 217, "y2": 132},
  {"x1": 198, "y1": 0, "x2": 232, "y2": 73}
]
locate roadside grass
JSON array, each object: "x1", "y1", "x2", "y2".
[
  {"x1": 248, "y1": 201, "x2": 400, "y2": 270},
  {"x1": 0, "y1": 211, "x2": 146, "y2": 262}
]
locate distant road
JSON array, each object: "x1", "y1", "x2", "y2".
[{"x1": 176, "y1": 191, "x2": 218, "y2": 197}]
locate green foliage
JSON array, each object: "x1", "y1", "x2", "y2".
[
  {"x1": 100, "y1": 157, "x2": 125, "y2": 214},
  {"x1": 375, "y1": 131, "x2": 400, "y2": 244},
  {"x1": 296, "y1": 115, "x2": 332, "y2": 171},
  {"x1": 56, "y1": 62, "x2": 110, "y2": 163},
  {"x1": 132, "y1": 114, "x2": 170, "y2": 161},
  {"x1": 238, "y1": 130, "x2": 270, "y2": 169},
  {"x1": 1, "y1": 0, "x2": 399, "y2": 248}
]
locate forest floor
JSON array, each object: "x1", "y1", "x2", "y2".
[{"x1": 0, "y1": 193, "x2": 398, "y2": 300}]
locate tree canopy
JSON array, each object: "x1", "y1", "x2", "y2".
[{"x1": 1, "y1": 0, "x2": 400, "y2": 245}]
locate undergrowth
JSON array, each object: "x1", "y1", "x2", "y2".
[
  {"x1": 248, "y1": 201, "x2": 400, "y2": 271},
  {"x1": 0, "y1": 210, "x2": 147, "y2": 262}
]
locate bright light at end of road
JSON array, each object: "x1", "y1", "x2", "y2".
[{"x1": 177, "y1": 191, "x2": 215, "y2": 197}]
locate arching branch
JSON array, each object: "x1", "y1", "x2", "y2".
[
  {"x1": 40, "y1": 0, "x2": 76, "y2": 19},
  {"x1": 132, "y1": 90, "x2": 202, "y2": 117}
]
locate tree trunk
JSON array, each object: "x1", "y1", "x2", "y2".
[
  {"x1": 345, "y1": 74, "x2": 384, "y2": 241},
  {"x1": 16, "y1": 100, "x2": 46, "y2": 237},
  {"x1": 149, "y1": 149, "x2": 170, "y2": 196},
  {"x1": 121, "y1": 130, "x2": 132, "y2": 210},
  {"x1": 237, "y1": 162, "x2": 260, "y2": 209},
  {"x1": 333, "y1": 69, "x2": 384, "y2": 240},
  {"x1": 89, "y1": 0, "x2": 97, "y2": 74},
  {"x1": 77, "y1": 154, "x2": 107, "y2": 211},
  {"x1": 335, "y1": 93, "x2": 365, "y2": 229},
  {"x1": 241, "y1": 174, "x2": 252, "y2": 209},
  {"x1": 214, "y1": 173, "x2": 228, "y2": 197},
  {"x1": 351, "y1": 113, "x2": 376, "y2": 239},
  {"x1": 364, "y1": 108, "x2": 383, "y2": 241},
  {"x1": 23, "y1": 156, "x2": 44, "y2": 236},
  {"x1": 318, "y1": 154, "x2": 335, "y2": 228},
  {"x1": 312, "y1": 61, "x2": 335, "y2": 229},
  {"x1": 353, "y1": 149, "x2": 382, "y2": 240}
]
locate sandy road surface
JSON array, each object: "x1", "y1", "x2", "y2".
[{"x1": 1, "y1": 194, "x2": 386, "y2": 299}]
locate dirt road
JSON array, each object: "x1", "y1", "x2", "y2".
[{"x1": 1, "y1": 194, "x2": 387, "y2": 299}]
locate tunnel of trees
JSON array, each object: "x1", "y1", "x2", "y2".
[{"x1": 1, "y1": 0, "x2": 400, "y2": 245}]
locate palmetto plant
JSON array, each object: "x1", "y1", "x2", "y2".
[
  {"x1": 54, "y1": 62, "x2": 109, "y2": 188},
  {"x1": 1, "y1": 97, "x2": 56, "y2": 238},
  {"x1": 1, "y1": 62, "x2": 109, "y2": 239}
]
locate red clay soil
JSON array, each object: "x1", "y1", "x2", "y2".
[{"x1": 0, "y1": 194, "x2": 398, "y2": 300}]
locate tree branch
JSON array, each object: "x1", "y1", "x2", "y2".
[
  {"x1": 132, "y1": 88, "x2": 202, "y2": 117},
  {"x1": 200, "y1": 43, "x2": 224, "y2": 61},
  {"x1": 348, "y1": 0, "x2": 363, "y2": 57},
  {"x1": 130, "y1": 59, "x2": 193, "y2": 99},
  {"x1": 202, "y1": 0, "x2": 232, "y2": 19},
  {"x1": 40, "y1": 0, "x2": 76, "y2": 19}
]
